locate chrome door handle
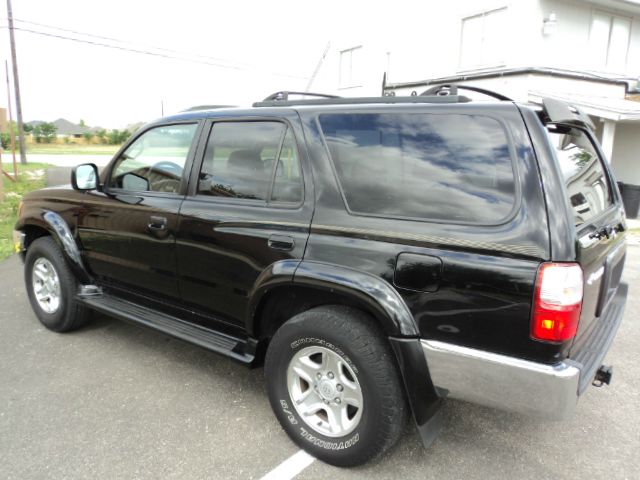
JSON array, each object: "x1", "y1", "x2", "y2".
[
  {"x1": 148, "y1": 216, "x2": 167, "y2": 231},
  {"x1": 268, "y1": 234, "x2": 294, "y2": 251}
]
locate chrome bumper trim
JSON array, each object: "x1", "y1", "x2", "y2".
[{"x1": 421, "y1": 340, "x2": 581, "y2": 419}]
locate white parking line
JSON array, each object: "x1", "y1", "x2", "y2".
[{"x1": 260, "y1": 450, "x2": 316, "y2": 480}]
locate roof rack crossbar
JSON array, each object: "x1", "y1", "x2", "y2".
[
  {"x1": 262, "y1": 91, "x2": 341, "y2": 102},
  {"x1": 420, "y1": 84, "x2": 513, "y2": 101}
]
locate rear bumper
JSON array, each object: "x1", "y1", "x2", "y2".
[{"x1": 421, "y1": 282, "x2": 628, "y2": 419}]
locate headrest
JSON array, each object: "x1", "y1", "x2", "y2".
[{"x1": 228, "y1": 149, "x2": 263, "y2": 173}]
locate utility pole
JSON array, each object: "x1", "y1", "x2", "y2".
[
  {"x1": 0, "y1": 150, "x2": 4, "y2": 202},
  {"x1": 5, "y1": 61, "x2": 17, "y2": 179},
  {"x1": 6, "y1": 0, "x2": 27, "y2": 164}
]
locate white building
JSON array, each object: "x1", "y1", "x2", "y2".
[{"x1": 311, "y1": 0, "x2": 640, "y2": 185}]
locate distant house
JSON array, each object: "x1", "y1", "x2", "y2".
[
  {"x1": 26, "y1": 118, "x2": 91, "y2": 139},
  {"x1": 51, "y1": 119, "x2": 91, "y2": 138}
]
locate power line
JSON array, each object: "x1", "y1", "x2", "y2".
[
  {"x1": 9, "y1": 26, "x2": 246, "y2": 69},
  {"x1": 12, "y1": 17, "x2": 255, "y2": 69},
  {"x1": 1, "y1": 23, "x2": 308, "y2": 80}
]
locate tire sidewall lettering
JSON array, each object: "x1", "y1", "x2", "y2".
[
  {"x1": 298, "y1": 426, "x2": 360, "y2": 451},
  {"x1": 290, "y1": 337, "x2": 359, "y2": 374}
]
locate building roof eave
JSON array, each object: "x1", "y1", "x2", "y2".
[{"x1": 385, "y1": 67, "x2": 640, "y2": 95}]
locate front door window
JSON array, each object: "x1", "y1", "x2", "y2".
[{"x1": 109, "y1": 124, "x2": 197, "y2": 194}]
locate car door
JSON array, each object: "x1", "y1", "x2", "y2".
[
  {"x1": 78, "y1": 121, "x2": 201, "y2": 301},
  {"x1": 176, "y1": 115, "x2": 313, "y2": 327}
]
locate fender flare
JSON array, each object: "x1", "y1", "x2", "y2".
[
  {"x1": 41, "y1": 210, "x2": 92, "y2": 284},
  {"x1": 247, "y1": 259, "x2": 420, "y2": 338}
]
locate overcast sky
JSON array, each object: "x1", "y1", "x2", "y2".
[{"x1": 0, "y1": 0, "x2": 389, "y2": 128}]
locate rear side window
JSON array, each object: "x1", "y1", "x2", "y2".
[
  {"x1": 318, "y1": 113, "x2": 516, "y2": 224},
  {"x1": 547, "y1": 126, "x2": 613, "y2": 226},
  {"x1": 199, "y1": 121, "x2": 303, "y2": 204}
]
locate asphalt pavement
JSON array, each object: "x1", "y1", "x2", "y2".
[{"x1": 1, "y1": 245, "x2": 639, "y2": 480}]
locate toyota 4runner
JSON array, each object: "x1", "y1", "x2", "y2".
[{"x1": 13, "y1": 87, "x2": 628, "y2": 466}]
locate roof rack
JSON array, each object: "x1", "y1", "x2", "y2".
[
  {"x1": 262, "y1": 91, "x2": 341, "y2": 101},
  {"x1": 253, "y1": 92, "x2": 472, "y2": 108},
  {"x1": 420, "y1": 84, "x2": 513, "y2": 101},
  {"x1": 182, "y1": 105, "x2": 236, "y2": 112}
]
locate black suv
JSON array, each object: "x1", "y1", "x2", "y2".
[{"x1": 13, "y1": 87, "x2": 628, "y2": 467}]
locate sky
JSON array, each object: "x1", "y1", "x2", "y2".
[{"x1": 0, "y1": 0, "x2": 389, "y2": 128}]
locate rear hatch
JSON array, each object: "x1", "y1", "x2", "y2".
[{"x1": 545, "y1": 123, "x2": 626, "y2": 353}]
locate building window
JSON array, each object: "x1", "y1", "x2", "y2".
[
  {"x1": 459, "y1": 8, "x2": 507, "y2": 69},
  {"x1": 339, "y1": 46, "x2": 362, "y2": 89},
  {"x1": 589, "y1": 11, "x2": 631, "y2": 73}
]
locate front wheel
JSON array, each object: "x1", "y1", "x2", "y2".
[
  {"x1": 265, "y1": 306, "x2": 408, "y2": 467},
  {"x1": 24, "y1": 236, "x2": 90, "y2": 332}
]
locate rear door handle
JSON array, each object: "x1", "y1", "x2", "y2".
[
  {"x1": 148, "y1": 215, "x2": 167, "y2": 231},
  {"x1": 268, "y1": 234, "x2": 294, "y2": 251}
]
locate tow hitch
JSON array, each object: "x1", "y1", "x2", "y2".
[{"x1": 592, "y1": 365, "x2": 613, "y2": 387}]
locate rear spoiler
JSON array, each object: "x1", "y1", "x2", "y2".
[{"x1": 542, "y1": 97, "x2": 595, "y2": 131}]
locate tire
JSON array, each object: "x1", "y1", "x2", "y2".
[
  {"x1": 24, "y1": 236, "x2": 90, "y2": 332},
  {"x1": 265, "y1": 305, "x2": 408, "y2": 467}
]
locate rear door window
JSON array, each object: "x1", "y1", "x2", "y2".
[
  {"x1": 547, "y1": 126, "x2": 613, "y2": 226},
  {"x1": 198, "y1": 121, "x2": 303, "y2": 204},
  {"x1": 318, "y1": 113, "x2": 516, "y2": 224}
]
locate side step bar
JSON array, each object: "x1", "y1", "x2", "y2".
[{"x1": 78, "y1": 294, "x2": 254, "y2": 364}]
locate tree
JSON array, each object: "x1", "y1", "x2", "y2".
[
  {"x1": 79, "y1": 119, "x2": 86, "y2": 127},
  {"x1": 106, "y1": 129, "x2": 131, "y2": 145},
  {"x1": 118, "y1": 129, "x2": 131, "y2": 144},
  {"x1": 33, "y1": 122, "x2": 57, "y2": 144},
  {"x1": 107, "y1": 129, "x2": 121, "y2": 145},
  {"x1": 1, "y1": 121, "x2": 19, "y2": 149},
  {"x1": 94, "y1": 129, "x2": 107, "y2": 144},
  {"x1": 83, "y1": 131, "x2": 94, "y2": 143}
]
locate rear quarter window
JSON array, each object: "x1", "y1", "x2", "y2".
[
  {"x1": 547, "y1": 126, "x2": 613, "y2": 227},
  {"x1": 318, "y1": 113, "x2": 517, "y2": 224}
]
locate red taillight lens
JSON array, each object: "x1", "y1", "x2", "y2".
[{"x1": 531, "y1": 263, "x2": 583, "y2": 342}]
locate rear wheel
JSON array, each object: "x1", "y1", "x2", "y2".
[
  {"x1": 265, "y1": 305, "x2": 408, "y2": 467},
  {"x1": 25, "y1": 236, "x2": 90, "y2": 332}
]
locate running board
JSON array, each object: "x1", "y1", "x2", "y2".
[{"x1": 78, "y1": 294, "x2": 254, "y2": 364}]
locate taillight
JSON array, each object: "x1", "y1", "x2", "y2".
[{"x1": 531, "y1": 263, "x2": 583, "y2": 342}]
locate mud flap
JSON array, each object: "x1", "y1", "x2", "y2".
[{"x1": 389, "y1": 337, "x2": 444, "y2": 448}]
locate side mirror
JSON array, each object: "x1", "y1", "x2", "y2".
[{"x1": 71, "y1": 163, "x2": 99, "y2": 191}]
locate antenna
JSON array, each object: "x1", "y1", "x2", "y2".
[{"x1": 304, "y1": 42, "x2": 330, "y2": 93}]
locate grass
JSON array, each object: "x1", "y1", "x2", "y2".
[
  {"x1": 3, "y1": 144, "x2": 120, "y2": 155},
  {"x1": 0, "y1": 162, "x2": 50, "y2": 260}
]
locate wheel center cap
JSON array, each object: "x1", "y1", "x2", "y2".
[{"x1": 318, "y1": 380, "x2": 336, "y2": 400}]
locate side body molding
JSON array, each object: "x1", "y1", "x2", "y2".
[
  {"x1": 42, "y1": 210, "x2": 92, "y2": 284},
  {"x1": 293, "y1": 261, "x2": 420, "y2": 337}
]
